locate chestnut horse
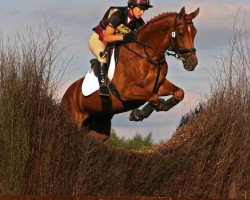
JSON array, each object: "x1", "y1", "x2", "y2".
[{"x1": 62, "y1": 7, "x2": 200, "y2": 141}]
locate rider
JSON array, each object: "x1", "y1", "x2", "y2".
[{"x1": 89, "y1": 0, "x2": 153, "y2": 96}]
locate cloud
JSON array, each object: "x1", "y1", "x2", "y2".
[{"x1": 196, "y1": 2, "x2": 250, "y2": 28}]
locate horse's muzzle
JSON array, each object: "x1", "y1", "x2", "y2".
[{"x1": 183, "y1": 53, "x2": 198, "y2": 71}]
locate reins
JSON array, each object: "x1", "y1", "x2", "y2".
[
  {"x1": 121, "y1": 41, "x2": 165, "y2": 66},
  {"x1": 121, "y1": 41, "x2": 165, "y2": 93}
]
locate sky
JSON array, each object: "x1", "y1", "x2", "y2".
[{"x1": 0, "y1": 0, "x2": 249, "y2": 142}]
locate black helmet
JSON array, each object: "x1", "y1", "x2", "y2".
[{"x1": 128, "y1": 0, "x2": 153, "y2": 10}]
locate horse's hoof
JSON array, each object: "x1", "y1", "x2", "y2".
[{"x1": 129, "y1": 109, "x2": 143, "y2": 121}]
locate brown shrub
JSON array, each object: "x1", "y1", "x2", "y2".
[{"x1": 0, "y1": 17, "x2": 249, "y2": 199}]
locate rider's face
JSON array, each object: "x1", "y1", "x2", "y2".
[{"x1": 131, "y1": 7, "x2": 145, "y2": 19}]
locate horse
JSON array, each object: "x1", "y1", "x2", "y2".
[{"x1": 62, "y1": 7, "x2": 200, "y2": 141}]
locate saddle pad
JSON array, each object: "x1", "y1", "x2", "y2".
[
  {"x1": 82, "y1": 68, "x2": 99, "y2": 96},
  {"x1": 82, "y1": 51, "x2": 116, "y2": 96}
]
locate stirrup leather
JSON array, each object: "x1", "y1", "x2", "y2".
[{"x1": 98, "y1": 63, "x2": 110, "y2": 97}]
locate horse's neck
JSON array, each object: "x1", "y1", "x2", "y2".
[{"x1": 137, "y1": 13, "x2": 176, "y2": 54}]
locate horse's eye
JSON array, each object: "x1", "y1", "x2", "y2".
[{"x1": 194, "y1": 29, "x2": 197, "y2": 36}]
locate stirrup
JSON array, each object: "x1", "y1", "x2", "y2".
[{"x1": 99, "y1": 84, "x2": 110, "y2": 97}]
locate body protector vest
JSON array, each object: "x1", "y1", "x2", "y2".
[{"x1": 93, "y1": 6, "x2": 145, "y2": 42}]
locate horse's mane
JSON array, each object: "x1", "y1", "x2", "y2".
[{"x1": 138, "y1": 12, "x2": 177, "y2": 32}]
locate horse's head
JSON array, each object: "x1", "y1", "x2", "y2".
[{"x1": 171, "y1": 7, "x2": 200, "y2": 71}]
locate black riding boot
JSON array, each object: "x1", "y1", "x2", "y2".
[{"x1": 98, "y1": 63, "x2": 109, "y2": 96}]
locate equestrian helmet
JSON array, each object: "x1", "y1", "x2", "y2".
[{"x1": 128, "y1": 0, "x2": 153, "y2": 10}]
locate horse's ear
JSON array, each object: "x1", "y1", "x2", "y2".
[
  {"x1": 187, "y1": 8, "x2": 200, "y2": 20},
  {"x1": 178, "y1": 7, "x2": 186, "y2": 19}
]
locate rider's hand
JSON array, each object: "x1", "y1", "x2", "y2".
[{"x1": 123, "y1": 31, "x2": 137, "y2": 42}]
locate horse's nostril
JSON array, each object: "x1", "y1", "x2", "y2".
[
  {"x1": 184, "y1": 60, "x2": 197, "y2": 71},
  {"x1": 185, "y1": 55, "x2": 198, "y2": 69}
]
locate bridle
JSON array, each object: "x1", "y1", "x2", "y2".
[
  {"x1": 167, "y1": 13, "x2": 196, "y2": 62},
  {"x1": 120, "y1": 13, "x2": 196, "y2": 66}
]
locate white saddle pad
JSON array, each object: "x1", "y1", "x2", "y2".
[{"x1": 82, "y1": 51, "x2": 116, "y2": 96}]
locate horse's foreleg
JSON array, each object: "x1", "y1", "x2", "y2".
[
  {"x1": 129, "y1": 103, "x2": 154, "y2": 121},
  {"x1": 129, "y1": 80, "x2": 184, "y2": 121},
  {"x1": 157, "y1": 79, "x2": 184, "y2": 102},
  {"x1": 124, "y1": 84, "x2": 162, "y2": 107},
  {"x1": 155, "y1": 79, "x2": 184, "y2": 111},
  {"x1": 124, "y1": 84, "x2": 166, "y2": 121},
  {"x1": 125, "y1": 84, "x2": 164, "y2": 121}
]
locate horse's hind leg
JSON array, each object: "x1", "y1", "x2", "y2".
[
  {"x1": 86, "y1": 116, "x2": 112, "y2": 141},
  {"x1": 77, "y1": 112, "x2": 89, "y2": 128},
  {"x1": 89, "y1": 130, "x2": 110, "y2": 141}
]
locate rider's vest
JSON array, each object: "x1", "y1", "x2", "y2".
[{"x1": 93, "y1": 6, "x2": 144, "y2": 42}]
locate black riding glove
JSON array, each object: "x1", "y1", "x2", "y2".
[{"x1": 123, "y1": 31, "x2": 137, "y2": 42}]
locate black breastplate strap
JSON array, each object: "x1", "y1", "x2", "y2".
[{"x1": 152, "y1": 62, "x2": 162, "y2": 93}]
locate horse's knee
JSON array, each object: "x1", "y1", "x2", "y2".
[
  {"x1": 173, "y1": 89, "x2": 184, "y2": 102},
  {"x1": 148, "y1": 93, "x2": 160, "y2": 106},
  {"x1": 100, "y1": 134, "x2": 109, "y2": 141}
]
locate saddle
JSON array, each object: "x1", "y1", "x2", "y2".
[{"x1": 90, "y1": 59, "x2": 101, "y2": 77}]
